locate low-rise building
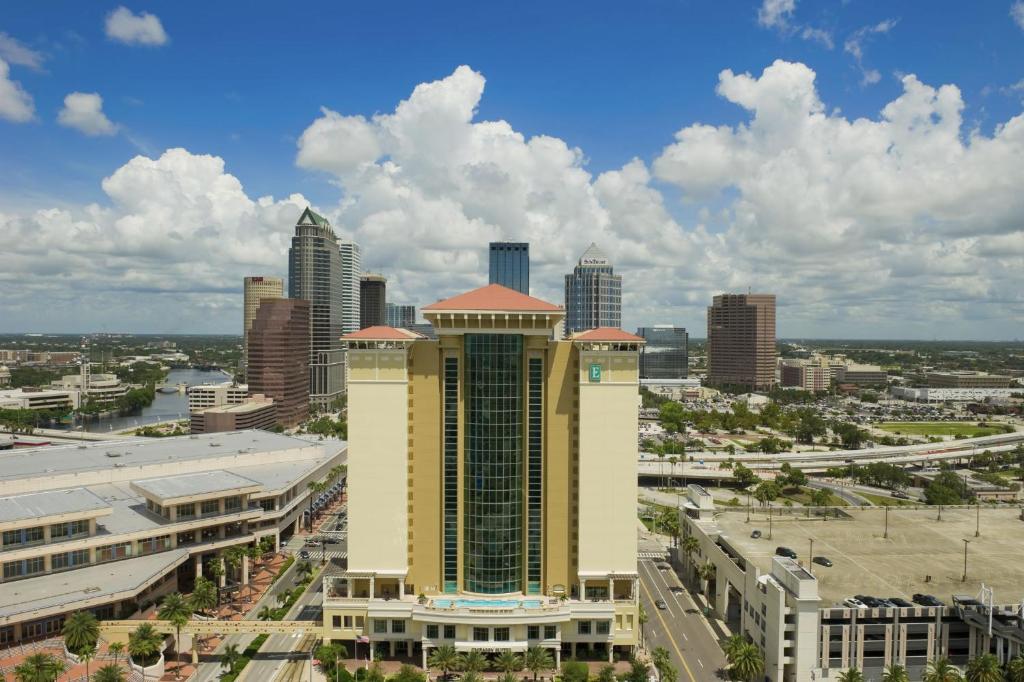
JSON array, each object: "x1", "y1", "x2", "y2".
[
  {"x1": 926, "y1": 372, "x2": 1014, "y2": 389},
  {"x1": 187, "y1": 382, "x2": 249, "y2": 411},
  {"x1": 52, "y1": 373, "x2": 131, "y2": 405},
  {"x1": 0, "y1": 388, "x2": 79, "y2": 412},
  {"x1": 190, "y1": 396, "x2": 277, "y2": 434},
  {"x1": 0, "y1": 366, "x2": 9, "y2": 387},
  {"x1": 0, "y1": 431, "x2": 345, "y2": 644},
  {"x1": 891, "y1": 387, "x2": 1023, "y2": 403},
  {"x1": 835, "y1": 363, "x2": 888, "y2": 387}
]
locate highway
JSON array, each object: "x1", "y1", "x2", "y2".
[{"x1": 638, "y1": 558, "x2": 727, "y2": 682}]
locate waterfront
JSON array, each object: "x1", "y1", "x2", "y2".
[{"x1": 69, "y1": 367, "x2": 230, "y2": 433}]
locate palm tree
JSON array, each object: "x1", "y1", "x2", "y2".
[
  {"x1": 924, "y1": 657, "x2": 965, "y2": 682},
  {"x1": 128, "y1": 623, "x2": 163, "y2": 668},
  {"x1": 638, "y1": 602, "x2": 648, "y2": 648},
  {"x1": 729, "y1": 643, "x2": 764, "y2": 682},
  {"x1": 1006, "y1": 657, "x2": 1024, "y2": 682},
  {"x1": 461, "y1": 673, "x2": 483, "y2": 682},
  {"x1": 698, "y1": 561, "x2": 716, "y2": 610},
  {"x1": 258, "y1": 606, "x2": 275, "y2": 621},
  {"x1": 158, "y1": 592, "x2": 191, "y2": 679},
  {"x1": 307, "y1": 480, "x2": 325, "y2": 530},
  {"x1": 524, "y1": 647, "x2": 555, "y2": 682},
  {"x1": 207, "y1": 560, "x2": 224, "y2": 606},
  {"x1": 108, "y1": 641, "x2": 125, "y2": 667},
  {"x1": 496, "y1": 673, "x2": 519, "y2": 682},
  {"x1": 297, "y1": 561, "x2": 314, "y2": 581},
  {"x1": 94, "y1": 664, "x2": 127, "y2": 682},
  {"x1": 427, "y1": 645, "x2": 459, "y2": 681},
  {"x1": 13, "y1": 652, "x2": 65, "y2": 682},
  {"x1": 189, "y1": 576, "x2": 217, "y2": 616},
  {"x1": 838, "y1": 668, "x2": 865, "y2": 682},
  {"x1": 681, "y1": 535, "x2": 699, "y2": 576},
  {"x1": 493, "y1": 651, "x2": 524, "y2": 673},
  {"x1": 220, "y1": 643, "x2": 244, "y2": 676},
  {"x1": 62, "y1": 610, "x2": 100, "y2": 657},
  {"x1": 459, "y1": 650, "x2": 487, "y2": 674},
  {"x1": 965, "y1": 654, "x2": 1003, "y2": 682},
  {"x1": 882, "y1": 664, "x2": 910, "y2": 682},
  {"x1": 723, "y1": 634, "x2": 747, "y2": 661},
  {"x1": 79, "y1": 647, "x2": 96, "y2": 681}
]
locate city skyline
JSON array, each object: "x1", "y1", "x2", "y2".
[{"x1": 1, "y1": 1, "x2": 1023, "y2": 339}]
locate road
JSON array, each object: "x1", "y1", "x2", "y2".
[{"x1": 637, "y1": 558, "x2": 727, "y2": 682}]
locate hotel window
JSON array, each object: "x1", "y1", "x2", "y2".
[
  {"x1": 3, "y1": 556, "x2": 44, "y2": 580},
  {"x1": 344, "y1": 616, "x2": 353, "y2": 628},
  {"x1": 442, "y1": 356, "x2": 459, "y2": 593},
  {"x1": 224, "y1": 496, "x2": 242, "y2": 513},
  {"x1": 373, "y1": 620, "x2": 387, "y2": 634},
  {"x1": 52, "y1": 550, "x2": 90, "y2": 571},
  {"x1": 527, "y1": 626, "x2": 540, "y2": 640},
  {"x1": 577, "y1": 621, "x2": 591, "y2": 635},
  {"x1": 201, "y1": 500, "x2": 220, "y2": 517},
  {"x1": 96, "y1": 542, "x2": 131, "y2": 563},
  {"x1": 473, "y1": 627, "x2": 489, "y2": 642},
  {"x1": 177, "y1": 531, "x2": 195, "y2": 546},
  {"x1": 494, "y1": 627, "x2": 510, "y2": 642},
  {"x1": 332, "y1": 616, "x2": 341, "y2": 627},
  {"x1": 596, "y1": 621, "x2": 610, "y2": 635},
  {"x1": 443, "y1": 625, "x2": 456, "y2": 639},
  {"x1": 50, "y1": 519, "x2": 89, "y2": 540},
  {"x1": 391, "y1": 620, "x2": 406, "y2": 634},
  {"x1": 426, "y1": 625, "x2": 439, "y2": 639},
  {"x1": 526, "y1": 356, "x2": 543, "y2": 593},
  {"x1": 138, "y1": 535, "x2": 170, "y2": 555},
  {"x1": 544, "y1": 625, "x2": 557, "y2": 640},
  {"x1": 177, "y1": 503, "x2": 196, "y2": 520}
]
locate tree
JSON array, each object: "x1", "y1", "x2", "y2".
[
  {"x1": 733, "y1": 463, "x2": 759, "y2": 489},
  {"x1": 965, "y1": 654, "x2": 1003, "y2": 682},
  {"x1": 924, "y1": 657, "x2": 965, "y2": 682},
  {"x1": 128, "y1": 623, "x2": 163, "y2": 668},
  {"x1": 459, "y1": 650, "x2": 487, "y2": 674},
  {"x1": 753, "y1": 481, "x2": 780, "y2": 506},
  {"x1": 1006, "y1": 656, "x2": 1024, "y2": 682},
  {"x1": 728, "y1": 643, "x2": 764, "y2": 682},
  {"x1": 659, "y1": 401, "x2": 686, "y2": 434},
  {"x1": 810, "y1": 488, "x2": 833, "y2": 508},
  {"x1": 524, "y1": 646, "x2": 555, "y2": 682},
  {"x1": 158, "y1": 592, "x2": 191, "y2": 679},
  {"x1": 681, "y1": 535, "x2": 700, "y2": 581},
  {"x1": 391, "y1": 664, "x2": 427, "y2": 682},
  {"x1": 427, "y1": 645, "x2": 459, "y2": 681},
  {"x1": 79, "y1": 647, "x2": 95, "y2": 681},
  {"x1": 207, "y1": 560, "x2": 224, "y2": 606},
  {"x1": 297, "y1": 561, "x2": 314, "y2": 581},
  {"x1": 220, "y1": 643, "x2": 244, "y2": 677},
  {"x1": 698, "y1": 561, "x2": 716, "y2": 609},
  {"x1": 493, "y1": 651, "x2": 524, "y2": 673},
  {"x1": 561, "y1": 659, "x2": 589, "y2": 682},
  {"x1": 723, "y1": 634, "x2": 747, "y2": 661},
  {"x1": 925, "y1": 472, "x2": 973, "y2": 506},
  {"x1": 108, "y1": 641, "x2": 125, "y2": 667},
  {"x1": 62, "y1": 610, "x2": 99, "y2": 656},
  {"x1": 94, "y1": 664, "x2": 127, "y2": 682},
  {"x1": 460, "y1": 674, "x2": 483, "y2": 682},
  {"x1": 624, "y1": 659, "x2": 650, "y2": 682},
  {"x1": 190, "y1": 576, "x2": 217, "y2": 616},
  {"x1": 596, "y1": 664, "x2": 617, "y2": 682},
  {"x1": 307, "y1": 480, "x2": 326, "y2": 530},
  {"x1": 882, "y1": 665, "x2": 910, "y2": 682},
  {"x1": 257, "y1": 606, "x2": 275, "y2": 621},
  {"x1": 13, "y1": 653, "x2": 64, "y2": 682},
  {"x1": 838, "y1": 668, "x2": 865, "y2": 682},
  {"x1": 638, "y1": 602, "x2": 648, "y2": 648}
]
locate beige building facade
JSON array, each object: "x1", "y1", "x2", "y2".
[{"x1": 324, "y1": 284, "x2": 642, "y2": 665}]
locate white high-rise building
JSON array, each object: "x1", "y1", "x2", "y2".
[{"x1": 339, "y1": 238, "x2": 362, "y2": 336}]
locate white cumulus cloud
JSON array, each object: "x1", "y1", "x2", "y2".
[
  {"x1": 0, "y1": 58, "x2": 34, "y2": 122},
  {"x1": 758, "y1": 0, "x2": 796, "y2": 29},
  {"x1": 105, "y1": 6, "x2": 169, "y2": 46},
  {"x1": 57, "y1": 92, "x2": 118, "y2": 136},
  {"x1": 0, "y1": 33, "x2": 45, "y2": 71}
]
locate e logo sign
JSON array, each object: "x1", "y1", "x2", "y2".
[{"x1": 588, "y1": 363, "x2": 602, "y2": 383}]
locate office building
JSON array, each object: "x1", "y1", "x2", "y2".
[
  {"x1": 891, "y1": 387, "x2": 1022, "y2": 403},
  {"x1": 324, "y1": 283, "x2": 642, "y2": 665},
  {"x1": 246, "y1": 298, "x2": 310, "y2": 428},
  {"x1": 488, "y1": 241, "x2": 530, "y2": 294},
  {"x1": 0, "y1": 366, "x2": 9, "y2": 387},
  {"x1": 0, "y1": 388, "x2": 79, "y2": 412},
  {"x1": 706, "y1": 293, "x2": 776, "y2": 390},
  {"x1": 564, "y1": 243, "x2": 621, "y2": 336},
  {"x1": 835, "y1": 363, "x2": 887, "y2": 387},
  {"x1": 780, "y1": 361, "x2": 831, "y2": 392},
  {"x1": 190, "y1": 395, "x2": 277, "y2": 434},
  {"x1": 637, "y1": 326, "x2": 688, "y2": 379},
  {"x1": 926, "y1": 372, "x2": 1013, "y2": 389},
  {"x1": 0, "y1": 431, "x2": 345, "y2": 644},
  {"x1": 339, "y1": 239, "x2": 362, "y2": 336},
  {"x1": 187, "y1": 382, "x2": 249, "y2": 412},
  {"x1": 385, "y1": 303, "x2": 416, "y2": 328},
  {"x1": 360, "y1": 274, "x2": 387, "y2": 329},
  {"x1": 288, "y1": 208, "x2": 345, "y2": 408},
  {"x1": 678, "y1": 488, "x2": 1024, "y2": 682},
  {"x1": 51, "y1": 373, "x2": 130, "y2": 406},
  {"x1": 242, "y1": 276, "x2": 284, "y2": 377}
]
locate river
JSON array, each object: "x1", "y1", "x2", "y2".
[{"x1": 67, "y1": 367, "x2": 231, "y2": 433}]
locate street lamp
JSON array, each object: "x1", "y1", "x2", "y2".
[
  {"x1": 808, "y1": 538, "x2": 814, "y2": 575},
  {"x1": 975, "y1": 504, "x2": 980, "y2": 538},
  {"x1": 962, "y1": 539, "x2": 970, "y2": 582},
  {"x1": 884, "y1": 506, "x2": 889, "y2": 539}
]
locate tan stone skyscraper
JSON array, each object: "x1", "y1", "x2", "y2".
[
  {"x1": 242, "y1": 276, "x2": 283, "y2": 378},
  {"x1": 707, "y1": 293, "x2": 776, "y2": 390},
  {"x1": 323, "y1": 283, "x2": 642, "y2": 665}
]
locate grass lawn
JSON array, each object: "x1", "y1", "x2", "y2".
[
  {"x1": 777, "y1": 486, "x2": 849, "y2": 507},
  {"x1": 875, "y1": 422, "x2": 1008, "y2": 438},
  {"x1": 858, "y1": 491, "x2": 916, "y2": 507}
]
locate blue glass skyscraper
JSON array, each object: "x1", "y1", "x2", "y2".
[{"x1": 488, "y1": 242, "x2": 530, "y2": 294}]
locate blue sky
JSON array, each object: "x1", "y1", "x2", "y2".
[{"x1": 1, "y1": 1, "x2": 1023, "y2": 337}]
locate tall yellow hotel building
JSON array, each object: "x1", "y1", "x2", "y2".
[{"x1": 323, "y1": 283, "x2": 643, "y2": 666}]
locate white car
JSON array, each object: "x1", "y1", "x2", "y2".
[{"x1": 843, "y1": 597, "x2": 867, "y2": 609}]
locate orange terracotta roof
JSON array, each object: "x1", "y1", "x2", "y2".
[
  {"x1": 571, "y1": 327, "x2": 644, "y2": 342},
  {"x1": 422, "y1": 284, "x2": 563, "y2": 312},
  {"x1": 342, "y1": 326, "x2": 422, "y2": 341}
]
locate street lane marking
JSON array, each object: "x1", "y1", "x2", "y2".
[{"x1": 639, "y1": 573, "x2": 699, "y2": 682}]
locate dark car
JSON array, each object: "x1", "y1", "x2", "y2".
[
  {"x1": 892, "y1": 490, "x2": 910, "y2": 499},
  {"x1": 912, "y1": 594, "x2": 944, "y2": 607},
  {"x1": 298, "y1": 549, "x2": 310, "y2": 560},
  {"x1": 750, "y1": 530, "x2": 762, "y2": 539},
  {"x1": 657, "y1": 563, "x2": 671, "y2": 572},
  {"x1": 812, "y1": 556, "x2": 833, "y2": 567},
  {"x1": 655, "y1": 599, "x2": 668, "y2": 610},
  {"x1": 856, "y1": 595, "x2": 883, "y2": 608},
  {"x1": 669, "y1": 586, "x2": 684, "y2": 595},
  {"x1": 888, "y1": 597, "x2": 914, "y2": 608},
  {"x1": 775, "y1": 547, "x2": 798, "y2": 559}
]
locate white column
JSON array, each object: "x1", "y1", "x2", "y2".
[
  {"x1": 242, "y1": 555, "x2": 249, "y2": 585},
  {"x1": 195, "y1": 555, "x2": 202, "y2": 579}
]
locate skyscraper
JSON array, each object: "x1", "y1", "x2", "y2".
[
  {"x1": 706, "y1": 293, "x2": 776, "y2": 390},
  {"x1": 242, "y1": 276, "x2": 283, "y2": 379},
  {"x1": 385, "y1": 302, "x2": 416, "y2": 328},
  {"x1": 637, "y1": 326, "x2": 688, "y2": 379},
  {"x1": 359, "y1": 274, "x2": 386, "y2": 329},
  {"x1": 339, "y1": 238, "x2": 362, "y2": 336},
  {"x1": 324, "y1": 283, "x2": 642, "y2": 664},
  {"x1": 488, "y1": 241, "x2": 530, "y2": 294},
  {"x1": 288, "y1": 207, "x2": 344, "y2": 409},
  {"x1": 564, "y1": 243, "x2": 621, "y2": 336},
  {"x1": 246, "y1": 298, "x2": 310, "y2": 427}
]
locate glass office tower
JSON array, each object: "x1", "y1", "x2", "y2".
[
  {"x1": 637, "y1": 326, "x2": 689, "y2": 379},
  {"x1": 488, "y1": 242, "x2": 530, "y2": 295}
]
